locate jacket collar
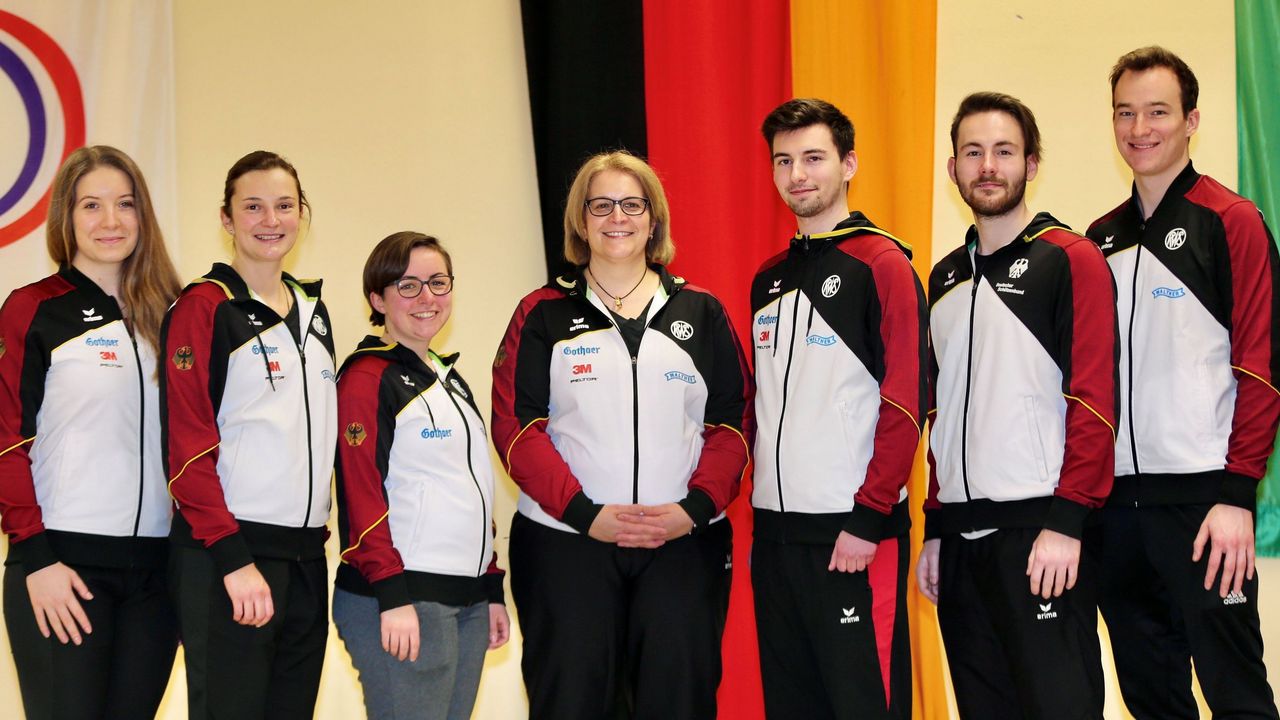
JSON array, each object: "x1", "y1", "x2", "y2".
[
  {"x1": 194, "y1": 262, "x2": 323, "y2": 303},
  {"x1": 342, "y1": 334, "x2": 459, "y2": 377},
  {"x1": 790, "y1": 211, "x2": 913, "y2": 259},
  {"x1": 550, "y1": 263, "x2": 685, "y2": 299},
  {"x1": 1128, "y1": 160, "x2": 1199, "y2": 221},
  {"x1": 964, "y1": 211, "x2": 1072, "y2": 256}
]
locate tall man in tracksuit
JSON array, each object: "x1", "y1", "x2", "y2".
[
  {"x1": 750, "y1": 98, "x2": 924, "y2": 720},
  {"x1": 1087, "y1": 46, "x2": 1280, "y2": 718},
  {"x1": 919, "y1": 92, "x2": 1118, "y2": 718}
]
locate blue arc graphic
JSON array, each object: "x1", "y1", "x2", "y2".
[{"x1": 0, "y1": 39, "x2": 46, "y2": 217}]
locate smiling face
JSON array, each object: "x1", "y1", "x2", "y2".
[
  {"x1": 770, "y1": 123, "x2": 856, "y2": 228},
  {"x1": 70, "y1": 166, "x2": 139, "y2": 278},
  {"x1": 584, "y1": 169, "x2": 652, "y2": 265},
  {"x1": 1112, "y1": 66, "x2": 1198, "y2": 183},
  {"x1": 948, "y1": 110, "x2": 1038, "y2": 219},
  {"x1": 221, "y1": 168, "x2": 302, "y2": 268},
  {"x1": 370, "y1": 247, "x2": 452, "y2": 356}
]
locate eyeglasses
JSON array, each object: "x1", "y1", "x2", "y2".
[
  {"x1": 585, "y1": 197, "x2": 650, "y2": 217},
  {"x1": 392, "y1": 274, "x2": 454, "y2": 298}
]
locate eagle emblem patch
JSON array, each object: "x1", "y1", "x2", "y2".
[
  {"x1": 345, "y1": 422, "x2": 367, "y2": 447},
  {"x1": 172, "y1": 346, "x2": 194, "y2": 371}
]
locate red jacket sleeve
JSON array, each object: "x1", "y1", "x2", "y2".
[
  {"x1": 846, "y1": 247, "x2": 926, "y2": 542},
  {"x1": 1220, "y1": 202, "x2": 1280, "y2": 509},
  {"x1": 1047, "y1": 236, "x2": 1118, "y2": 538},
  {"x1": 490, "y1": 290, "x2": 599, "y2": 534},
  {"x1": 679, "y1": 294, "x2": 753, "y2": 528},
  {"x1": 336, "y1": 360, "x2": 408, "y2": 610},
  {"x1": 161, "y1": 289, "x2": 248, "y2": 573},
  {"x1": 0, "y1": 290, "x2": 57, "y2": 570}
]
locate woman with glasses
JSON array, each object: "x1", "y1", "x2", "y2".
[
  {"x1": 0, "y1": 146, "x2": 181, "y2": 719},
  {"x1": 333, "y1": 231, "x2": 510, "y2": 720},
  {"x1": 161, "y1": 150, "x2": 337, "y2": 719},
  {"x1": 492, "y1": 150, "x2": 753, "y2": 719}
]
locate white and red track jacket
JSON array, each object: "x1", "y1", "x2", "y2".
[
  {"x1": 1087, "y1": 163, "x2": 1280, "y2": 510},
  {"x1": 492, "y1": 267, "x2": 753, "y2": 535},
  {"x1": 926, "y1": 213, "x2": 1118, "y2": 539},
  {"x1": 335, "y1": 337, "x2": 503, "y2": 611},
  {"x1": 161, "y1": 263, "x2": 337, "y2": 573},
  {"x1": 0, "y1": 267, "x2": 170, "y2": 570},
  {"x1": 751, "y1": 212, "x2": 927, "y2": 544}
]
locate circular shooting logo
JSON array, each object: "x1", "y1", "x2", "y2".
[{"x1": 0, "y1": 10, "x2": 85, "y2": 249}]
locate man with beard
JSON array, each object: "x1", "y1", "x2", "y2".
[
  {"x1": 1087, "y1": 47, "x2": 1279, "y2": 719},
  {"x1": 749, "y1": 98, "x2": 924, "y2": 719},
  {"x1": 919, "y1": 92, "x2": 1117, "y2": 718}
]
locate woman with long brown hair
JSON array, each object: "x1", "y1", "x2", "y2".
[{"x1": 0, "y1": 145, "x2": 182, "y2": 718}]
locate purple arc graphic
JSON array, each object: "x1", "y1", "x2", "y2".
[{"x1": 0, "y1": 38, "x2": 47, "y2": 217}]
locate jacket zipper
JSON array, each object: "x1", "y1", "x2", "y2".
[
  {"x1": 1126, "y1": 241, "x2": 1143, "y2": 502},
  {"x1": 774, "y1": 237, "x2": 807, "y2": 514},
  {"x1": 441, "y1": 380, "x2": 489, "y2": 576},
  {"x1": 297, "y1": 305, "x2": 316, "y2": 528},
  {"x1": 127, "y1": 325, "x2": 145, "y2": 536},
  {"x1": 960, "y1": 266, "x2": 979, "y2": 503}
]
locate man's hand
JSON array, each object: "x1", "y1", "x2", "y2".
[
  {"x1": 25, "y1": 562, "x2": 94, "y2": 645},
  {"x1": 587, "y1": 504, "x2": 667, "y2": 548},
  {"x1": 917, "y1": 538, "x2": 941, "y2": 604},
  {"x1": 1026, "y1": 528, "x2": 1080, "y2": 599},
  {"x1": 1192, "y1": 503, "x2": 1256, "y2": 598},
  {"x1": 829, "y1": 531, "x2": 877, "y2": 573},
  {"x1": 381, "y1": 604, "x2": 420, "y2": 661},
  {"x1": 223, "y1": 563, "x2": 274, "y2": 627}
]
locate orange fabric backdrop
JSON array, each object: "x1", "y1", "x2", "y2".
[{"x1": 790, "y1": 2, "x2": 948, "y2": 718}]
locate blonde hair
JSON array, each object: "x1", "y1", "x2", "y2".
[
  {"x1": 46, "y1": 146, "x2": 181, "y2": 354},
  {"x1": 562, "y1": 150, "x2": 674, "y2": 267}
]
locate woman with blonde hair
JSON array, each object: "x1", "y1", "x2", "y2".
[
  {"x1": 492, "y1": 150, "x2": 753, "y2": 719},
  {"x1": 0, "y1": 145, "x2": 182, "y2": 718}
]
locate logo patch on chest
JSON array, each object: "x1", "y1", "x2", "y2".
[
  {"x1": 821, "y1": 275, "x2": 841, "y2": 298},
  {"x1": 1008, "y1": 258, "x2": 1029, "y2": 278},
  {"x1": 670, "y1": 320, "x2": 694, "y2": 341},
  {"x1": 1165, "y1": 228, "x2": 1186, "y2": 250}
]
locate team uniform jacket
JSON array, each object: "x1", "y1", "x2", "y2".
[
  {"x1": 161, "y1": 263, "x2": 337, "y2": 574},
  {"x1": 491, "y1": 266, "x2": 752, "y2": 535},
  {"x1": 0, "y1": 267, "x2": 170, "y2": 571},
  {"x1": 1087, "y1": 163, "x2": 1280, "y2": 510},
  {"x1": 750, "y1": 212, "x2": 926, "y2": 544},
  {"x1": 335, "y1": 337, "x2": 503, "y2": 612},
  {"x1": 926, "y1": 213, "x2": 1118, "y2": 539}
]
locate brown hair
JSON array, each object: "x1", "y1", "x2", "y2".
[
  {"x1": 761, "y1": 98, "x2": 855, "y2": 157},
  {"x1": 1109, "y1": 46, "x2": 1199, "y2": 115},
  {"x1": 221, "y1": 150, "x2": 309, "y2": 219},
  {"x1": 46, "y1": 145, "x2": 181, "y2": 355},
  {"x1": 949, "y1": 91, "x2": 1043, "y2": 159},
  {"x1": 362, "y1": 231, "x2": 453, "y2": 326},
  {"x1": 562, "y1": 151, "x2": 674, "y2": 267}
]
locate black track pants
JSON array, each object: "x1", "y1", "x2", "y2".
[
  {"x1": 4, "y1": 561, "x2": 178, "y2": 720},
  {"x1": 1099, "y1": 503, "x2": 1277, "y2": 719},
  {"x1": 936, "y1": 527, "x2": 1104, "y2": 720},
  {"x1": 751, "y1": 534, "x2": 911, "y2": 720},
  {"x1": 508, "y1": 513, "x2": 732, "y2": 720},
  {"x1": 169, "y1": 547, "x2": 328, "y2": 720}
]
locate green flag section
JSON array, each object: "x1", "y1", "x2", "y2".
[{"x1": 1238, "y1": 0, "x2": 1280, "y2": 556}]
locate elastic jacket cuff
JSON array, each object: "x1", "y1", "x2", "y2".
[
  {"x1": 923, "y1": 510, "x2": 941, "y2": 540},
  {"x1": 209, "y1": 532, "x2": 255, "y2": 576},
  {"x1": 484, "y1": 573, "x2": 506, "y2": 605},
  {"x1": 1220, "y1": 471, "x2": 1259, "y2": 512},
  {"x1": 1042, "y1": 497, "x2": 1090, "y2": 539},
  {"x1": 12, "y1": 531, "x2": 58, "y2": 573},
  {"x1": 561, "y1": 492, "x2": 603, "y2": 535},
  {"x1": 842, "y1": 502, "x2": 892, "y2": 542},
  {"x1": 678, "y1": 489, "x2": 716, "y2": 532},
  {"x1": 372, "y1": 574, "x2": 412, "y2": 612}
]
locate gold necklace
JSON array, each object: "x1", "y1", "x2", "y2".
[{"x1": 587, "y1": 266, "x2": 647, "y2": 311}]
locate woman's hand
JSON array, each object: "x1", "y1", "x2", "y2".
[
  {"x1": 26, "y1": 562, "x2": 94, "y2": 645},
  {"x1": 223, "y1": 563, "x2": 274, "y2": 627},
  {"x1": 588, "y1": 504, "x2": 667, "y2": 548},
  {"x1": 381, "y1": 605, "x2": 420, "y2": 662},
  {"x1": 488, "y1": 603, "x2": 511, "y2": 650}
]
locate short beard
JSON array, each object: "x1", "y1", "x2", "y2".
[{"x1": 961, "y1": 177, "x2": 1026, "y2": 219}]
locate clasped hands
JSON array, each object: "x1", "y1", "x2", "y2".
[{"x1": 588, "y1": 503, "x2": 694, "y2": 548}]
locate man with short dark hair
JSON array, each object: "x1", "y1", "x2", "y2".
[
  {"x1": 1087, "y1": 45, "x2": 1280, "y2": 719},
  {"x1": 749, "y1": 98, "x2": 923, "y2": 719},
  {"x1": 920, "y1": 91, "x2": 1118, "y2": 718}
]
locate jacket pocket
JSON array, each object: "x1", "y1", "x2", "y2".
[{"x1": 1023, "y1": 396, "x2": 1050, "y2": 482}]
